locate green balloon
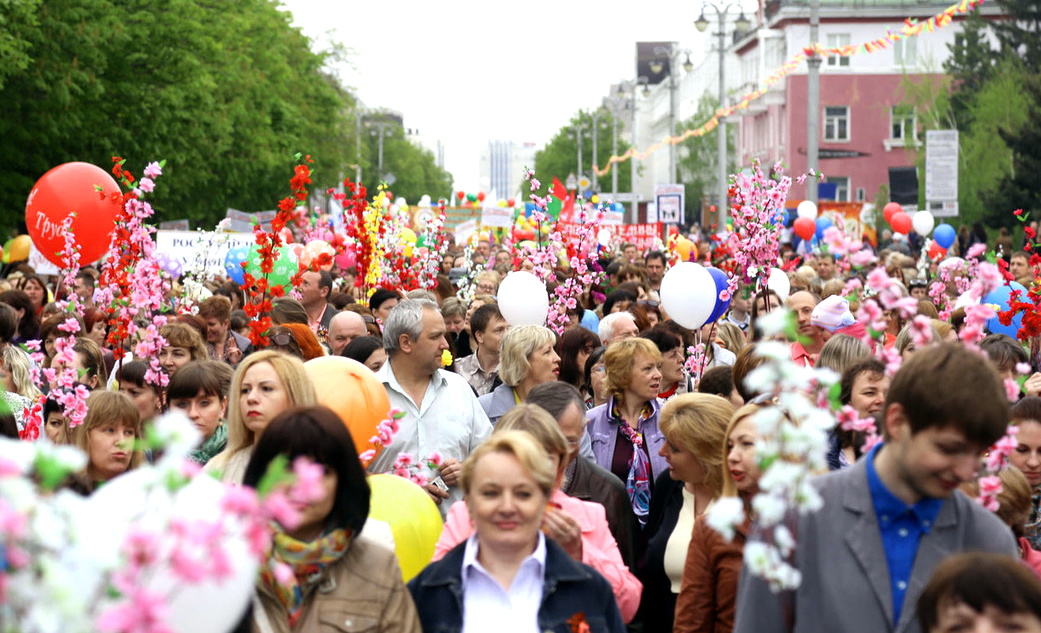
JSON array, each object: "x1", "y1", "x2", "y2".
[
  {"x1": 416, "y1": 234, "x2": 428, "y2": 248},
  {"x1": 466, "y1": 193, "x2": 477, "y2": 203},
  {"x1": 1, "y1": 239, "x2": 12, "y2": 264},
  {"x1": 244, "y1": 243, "x2": 298, "y2": 289}
]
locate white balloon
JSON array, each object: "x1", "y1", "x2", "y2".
[
  {"x1": 767, "y1": 267, "x2": 791, "y2": 299},
  {"x1": 954, "y1": 291, "x2": 979, "y2": 310},
  {"x1": 597, "y1": 228, "x2": 612, "y2": 246},
  {"x1": 660, "y1": 262, "x2": 716, "y2": 329},
  {"x1": 87, "y1": 470, "x2": 258, "y2": 633},
  {"x1": 912, "y1": 211, "x2": 935, "y2": 236},
  {"x1": 497, "y1": 271, "x2": 550, "y2": 326},
  {"x1": 796, "y1": 200, "x2": 818, "y2": 220}
]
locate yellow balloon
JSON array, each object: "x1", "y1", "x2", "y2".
[
  {"x1": 9, "y1": 235, "x2": 31, "y2": 261},
  {"x1": 591, "y1": 194, "x2": 600, "y2": 204},
  {"x1": 400, "y1": 227, "x2": 417, "y2": 243},
  {"x1": 367, "y1": 474, "x2": 443, "y2": 581}
]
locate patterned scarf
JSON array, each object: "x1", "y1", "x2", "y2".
[
  {"x1": 188, "y1": 423, "x2": 227, "y2": 466},
  {"x1": 259, "y1": 527, "x2": 352, "y2": 627},
  {"x1": 613, "y1": 399, "x2": 654, "y2": 527},
  {"x1": 1026, "y1": 489, "x2": 1041, "y2": 552}
]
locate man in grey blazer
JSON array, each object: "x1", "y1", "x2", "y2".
[{"x1": 734, "y1": 344, "x2": 1018, "y2": 633}]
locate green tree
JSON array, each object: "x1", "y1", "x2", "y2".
[
  {"x1": 0, "y1": 0, "x2": 41, "y2": 90},
  {"x1": 676, "y1": 93, "x2": 737, "y2": 223},
  {"x1": 532, "y1": 109, "x2": 632, "y2": 199},
  {"x1": 982, "y1": 72, "x2": 1041, "y2": 227},
  {"x1": 0, "y1": 0, "x2": 359, "y2": 236}
]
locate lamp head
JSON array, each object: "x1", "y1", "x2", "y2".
[
  {"x1": 694, "y1": 12, "x2": 709, "y2": 32},
  {"x1": 683, "y1": 54, "x2": 694, "y2": 72},
  {"x1": 735, "y1": 11, "x2": 751, "y2": 31},
  {"x1": 650, "y1": 60, "x2": 664, "y2": 74}
]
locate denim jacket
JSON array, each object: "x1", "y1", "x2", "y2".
[
  {"x1": 407, "y1": 538, "x2": 625, "y2": 633},
  {"x1": 586, "y1": 396, "x2": 668, "y2": 482}
]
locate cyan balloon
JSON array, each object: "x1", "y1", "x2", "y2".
[
  {"x1": 815, "y1": 216, "x2": 833, "y2": 240},
  {"x1": 224, "y1": 247, "x2": 248, "y2": 285},
  {"x1": 984, "y1": 281, "x2": 1028, "y2": 338},
  {"x1": 933, "y1": 223, "x2": 956, "y2": 250}
]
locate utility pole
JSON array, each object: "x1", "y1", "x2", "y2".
[
  {"x1": 717, "y1": 14, "x2": 728, "y2": 226},
  {"x1": 807, "y1": 0, "x2": 821, "y2": 204}
]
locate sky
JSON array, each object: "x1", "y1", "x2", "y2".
[{"x1": 279, "y1": 0, "x2": 728, "y2": 192}]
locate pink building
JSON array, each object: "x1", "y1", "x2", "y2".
[{"x1": 731, "y1": 2, "x2": 1001, "y2": 203}]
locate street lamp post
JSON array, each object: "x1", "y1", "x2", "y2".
[
  {"x1": 696, "y1": 2, "x2": 751, "y2": 229},
  {"x1": 613, "y1": 78, "x2": 650, "y2": 221},
  {"x1": 569, "y1": 122, "x2": 587, "y2": 189}
]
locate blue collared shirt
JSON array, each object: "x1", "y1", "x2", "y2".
[{"x1": 865, "y1": 442, "x2": 943, "y2": 627}]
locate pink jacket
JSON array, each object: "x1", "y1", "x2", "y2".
[{"x1": 433, "y1": 489, "x2": 643, "y2": 623}]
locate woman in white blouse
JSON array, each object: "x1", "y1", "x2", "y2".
[{"x1": 407, "y1": 431, "x2": 626, "y2": 633}]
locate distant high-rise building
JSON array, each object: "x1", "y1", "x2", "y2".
[
  {"x1": 406, "y1": 128, "x2": 445, "y2": 169},
  {"x1": 479, "y1": 141, "x2": 538, "y2": 198}
]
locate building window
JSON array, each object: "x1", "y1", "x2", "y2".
[
  {"x1": 826, "y1": 34, "x2": 851, "y2": 67},
  {"x1": 824, "y1": 106, "x2": 850, "y2": 142},
  {"x1": 831, "y1": 177, "x2": 850, "y2": 202},
  {"x1": 856, "y1": 187, "x2": 866, "y2": 202},
  {"x1": 890, "y1": 105, "x2": 916, "y2": 142},
  {"x1": 894, "y1": 37, "x2": 917, "y2": 67}
]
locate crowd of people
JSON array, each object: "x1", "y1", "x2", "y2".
[{"x1": 4, "y1": 224, "x2": 1041, "y2": 633}]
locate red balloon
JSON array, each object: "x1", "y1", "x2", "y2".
[
  {"x1": 385, "y1": 191, "x2": 394, "y2": 202},
  {"x1": 456, "y1": 190, "x2": 465, "y2": 201},
  {"x1": 26, "y1": 162, "x2": 122, "y2": 267},
  {"x1": 883, "y1": 202, "x2": 902, "y2": 224},
  {"x1": 507, "y1": 198, "x2": 515, "y2": 207},
  {"x1": 476, "y1": 192, "x2": 486, "y2": 202},
  {"x1": 793, "y1": 216, "x2": 816, "y2": 241},
  {"x1": 927, "y1": 242, "x2": 947, "y2": 259},
  {"x1": 890, "y1": 211, "x2": 913, "y2": 234}
]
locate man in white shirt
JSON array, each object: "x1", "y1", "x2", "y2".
[{"x1": 369, "y1": 299, "x2": 492, "y2": 513}]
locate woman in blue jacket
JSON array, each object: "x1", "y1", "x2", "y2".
[{"x1": 408, "y1": 431, "x2": 625, "y2": 633}]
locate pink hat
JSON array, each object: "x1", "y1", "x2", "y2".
[{"x1": 811, "y1": 295, "x2": 855, "y2": 333}]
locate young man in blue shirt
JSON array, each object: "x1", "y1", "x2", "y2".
[{"x1": 734, "y1": 343, "x2": 1018, "y2": 633}]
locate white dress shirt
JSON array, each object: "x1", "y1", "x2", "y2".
[
  {"x1": 368, "y1": 360, "x2": 493, "y2": 513},
  {"x1": 462, "y1": 533, "x2": 546, "y2": 633}
]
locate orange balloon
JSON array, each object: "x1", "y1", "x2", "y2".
[{"x1": 304, "y1": 356, "x2": 390, "y2": 463}]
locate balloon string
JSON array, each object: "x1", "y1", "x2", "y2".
[{"x1": 698, "y1": 321, "x2": 718, "y2": 385}]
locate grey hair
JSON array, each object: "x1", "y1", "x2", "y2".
[
  {"x1": 598, "y1": 312, "x2": 635, "y2": 344},
  {"x1": 499, "y1": 325, "x2": 557, "y2": 387},
  {"x1": 405, "y1": 289, "x2": 438, "y2": 303},
  {"x1": 383, "y1": 298, "x2": 440, "y2": 354}
]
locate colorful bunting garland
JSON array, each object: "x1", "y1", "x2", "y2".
[{"x1": 593, "y1": 0, "x2": 984, "y2": 176}]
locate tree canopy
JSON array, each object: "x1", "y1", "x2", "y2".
[{"x1": 0, "y1": 0, "x2": 448, "y2": 237}]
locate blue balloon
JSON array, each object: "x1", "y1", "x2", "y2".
[
  {"x1": 224, "y1": 246, "x2": 248, "y2": 285},
  {"x1": 933, "y1": 223, "x2": 956, "y2": 249},
  {"x1": 705, "y1": 267, "x2": 732, "y2": 324},
  {"x1": 771, "y1": 209, "x2": 789, "y2": 226},
  {"x1": 815, "y1": 216, "x2": 834, "y2": 240},
  {"x1": 984, "y1": 281, "x2": 1028, "y2": 338}
]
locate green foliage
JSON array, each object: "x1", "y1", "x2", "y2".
[
  {"x1": 532, "y1": 109, "x2": 632, "y2": 198},
  {"x1": 0, "y1": 0, "x2": 41, "y2": 91},
  {"x1": 676, "y1": 93, "x2": 737, "y2": 222},
  {"x1": 982, "y1": 72, "x2": 1041, "y2": 227},
  {"x1": 0, "y1": 0, "x2": 446, "y2": 237}
]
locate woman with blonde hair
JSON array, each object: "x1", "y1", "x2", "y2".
[
  {"x1": 71, "y1": 390, "x2": 145, "y2": 491},
  {"x1": 409, "y1": 430, "x2": 626, "y2": 633},
  {"x1": 715, "y1": 321, "x2": 746, "y2": 357},
  {"x1": 205, "y1": 350, "x2": 317, "y2": 483},
  {"x1": 478, "y1": 325, "x2": 559, "y2": 425},
  {"x1": 675, "y1": 403, "x2": 765, "y2": 633},
  {"x1": 433, "y1": 404, "x2": 642, "y2": 622},
  {"x1": 642, "y1": 393, "x2": 734, "y2": 633},
  {"x1": 587, "y1": 337, "x2": 664, "y2": 526}
]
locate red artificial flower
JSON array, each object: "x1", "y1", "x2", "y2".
[{"x1": 1014, "y1": 208, "x2": 1024, "y2": 217}]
